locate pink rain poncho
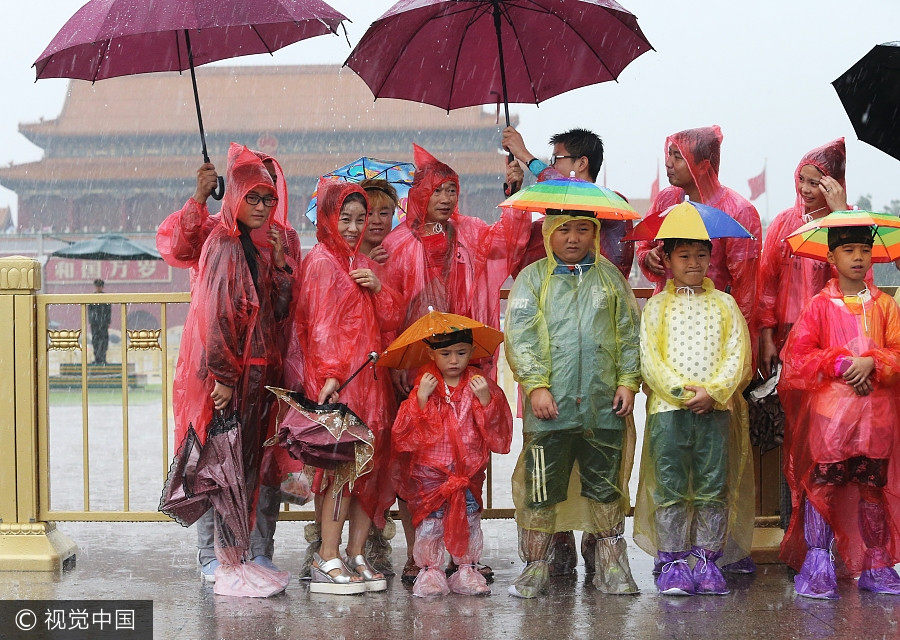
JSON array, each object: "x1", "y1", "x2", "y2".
[
  {"x1": 391, "y1": 362, "x2": 512, "y2": 595},
  {"x1": 171, "y1": 143, "x2": 293, "y2": 596},
  {"x1": 157, "y1": 149, "x2": 304, "y2": 482},
  {"x1": 636, "y1": 126, "x2": 761, "y2": 328},
  {"x1": 779, "y1": 279, "x2": 900, "y2": 575},
  {"x1": 757, "y1": 138, "x2": 873, "y2": 348},
  {"x1": 297, "y1": 181, "x2": 403, "y2": 525},
  {"x1": 381, "y1": 145, "x2": 532, "y2": 367}
]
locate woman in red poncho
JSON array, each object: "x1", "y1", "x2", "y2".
[
  {"x1": 636, "y1": 126, "x2": 762, "y2": 333},
  {"x1": 297, "y1": 180, "x2": 403, "y2": 594},
  {"x1": 171, "y1": 143, "x2": 293, "y2": 595},
  {"x1": 157, "y1": 149, "x2": 302, "y2": 575},
  {"x1": 380, "y1": 144, "x2": 531, "y2": 580}
]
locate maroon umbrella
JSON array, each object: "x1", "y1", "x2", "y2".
[
  {"x1": 35, "y1": 0, "x2": 348, "y2": 199},
  {"x1": 345, "y1": 0, "x2": 653, "y2": 194}
]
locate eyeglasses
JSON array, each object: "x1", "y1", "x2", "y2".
[
  {"x1": 550, "y1": 154, "x2": 579, "y2": 165},
  {"x1": 245, "y1": 193, "x2": 278, "y2": 207}
]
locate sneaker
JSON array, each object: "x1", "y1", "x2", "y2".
[
  {"x1": 251, "y1": 555, "x2": 280, "y2": 572},
  {"x1": 656, "y1": 552, "x2": 694, "y2": 596},
  {"x1": 508, "y1": 560, "x2": 550, "y2": 599},
  {"x1": 199, "y1": 559, "x2": 219, "y2": 583},
  {"x1": 691, "y1": 548, "x2": 729, "y2": 595}
]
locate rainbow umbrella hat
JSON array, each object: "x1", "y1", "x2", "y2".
[
  {"x1": 499, "y1": 177, "x2": 639, "y2": 220},
  {"x1": 786, "y1": 210, "x2": 900, "y2": 262},
  {"x1": 624, "y1": 200, "x2": 754, "y2": 242}
]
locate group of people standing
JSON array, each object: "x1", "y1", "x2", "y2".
[{"x1": 157, "y1": 123, "x2": 900, "y2": 600}]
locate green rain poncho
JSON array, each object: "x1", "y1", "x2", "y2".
[{"x1": 505, "y1": 214, "x2": 641, "y2": 534}]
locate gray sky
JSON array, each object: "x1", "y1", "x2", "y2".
[{"x1": 2, "y1": 0, "x2": 898, "y2": 223}]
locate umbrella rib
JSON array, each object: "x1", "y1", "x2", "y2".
[
  {"x1": 91, "y1": 39, "x2": 111, "y2": 84},
  {"x1": 250, "y1": 25, "x2": 275, "y2": 56},
  {"x1": 446, "y1": 4, "x2": 492, "y2": 111},
  {"x1": 498, "y1": 3, "x2": 540, "y2": 105}
]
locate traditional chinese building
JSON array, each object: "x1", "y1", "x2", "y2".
[{"x1": 0, "y1": 64, "x2": 515, "y2": 239}]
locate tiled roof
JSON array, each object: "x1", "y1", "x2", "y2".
[{"x1": 21, "y1": 65, "x2": 509, "y2": 136}]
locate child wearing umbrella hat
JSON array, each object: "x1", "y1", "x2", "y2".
[
  {"x1": 779, "y1": 223, "x2": 900, "y2": 598},
  {"x1": 632, "y1": 236, "x2": 754, "y2": 596},
  {"x1": 504, "y1": 209, "x2": 642, "y2": 598},
  {"x1": 388, "y1": 318, "x2": 512, "y2": 597}
]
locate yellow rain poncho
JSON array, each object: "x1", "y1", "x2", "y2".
[
  {"x1": 634, "y1": 278, "x2": 754, "y2": 562},
  {"x1": 505, "y1": 214, "x2": 641, "y2": 535}
]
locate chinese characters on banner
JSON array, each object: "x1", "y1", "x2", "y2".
[{"x1": 46, "y1": 259, "x2": 171, "y2": 284}]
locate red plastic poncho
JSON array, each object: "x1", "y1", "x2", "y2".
[
  {"x1": 298, "y1": 181, "x2": 403, "y2": 526},
  {"x1": 172, "y1": 142, "x2": 294, "y2": 478},
  {"x1": 511, "y1": 164, "x2": 634, "y2": 279},
  {"x1": 635, "y1": 126, "x2": 762, "y2": 328},
  {"x1": 391, "y1": 363, "x2": 512, "y2": 557},
  {"x1": 381, "y1": 145, "x2": 532, "y2": 372},
  {"x1": 756, "y1": 139, "x2": 873, "y2": 347},
  {"x1": 778, "y1": 279, "x2": 900, "y2": 574}
]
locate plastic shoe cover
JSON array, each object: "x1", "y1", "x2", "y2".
[
  {"x1": 508, "y1": 560, "x2": 550, "y2": 598},
  {"x1": 447, "y1": 513, "x2": 490, "y2": 595},
  {"x1": 412, "y1": 518, "x2": 450, "y2": 597},
  {"x1": 299, "y1": 523, "x2": 322, "y2": 581},
  {"x1": 200, "y1": 559, "x2": 220, "y2": 583},
  {"x1": 691, "y1": 548, "x2": 729, "y2": 595},
  {"x1": 722, "y1": 556, "x2": 756, "y2": 574},
  {"x1": 656, "y1": 551, "x2": 695, "y2": 596},
  {"x1": 858, "y1": 547, "x2": 900, "y2": 595},
  {"x1": 794, "y1": 547, "x2": 838, "y2": 600},
  {"x1": 592, "y1": 528, "x2": 639, "y2": 594},
  {"x1": 213, "y1": 548, "x2": 290, "y2": 598},
  {"x1": 582, "y1": 533, "x2": 597, "y2": 574},
  {"x1": 858, "y1": 566, "x2": 900, "y2": 595},
  {"x1": 548, "y1": 531, "x2": 577, "y2": 576}
]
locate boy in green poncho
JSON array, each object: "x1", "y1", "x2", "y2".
[{"x1": 505, "y1": 209, "x2": 642, "y2": 598}]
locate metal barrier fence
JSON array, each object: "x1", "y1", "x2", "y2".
[{"x1": 4, "y1": 254, "x2": 894, "y2": 570}]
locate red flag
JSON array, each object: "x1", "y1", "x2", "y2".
[
  {"x1": 748, "y1": 166, "x2": 766, "y2": 201},
  {"x1": 650, "y1": 171, "x2": 660, "y2": 202}
]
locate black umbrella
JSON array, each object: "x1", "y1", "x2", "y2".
[
  {"x1": 51, "y1": 234, "x2": 161, "y2": 261},
  {"x1": 832, "y1": 42, "x2": 900, "y2": 161}
]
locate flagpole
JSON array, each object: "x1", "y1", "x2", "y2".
[{"x1": 764, "y1": 158, "x2": 769, "y2": 223}]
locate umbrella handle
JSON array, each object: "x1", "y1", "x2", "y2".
[
  {"x1": 335, "y1": 352, "x2": 379, "y2": 395},
  {"x1": 211, "y1": 176, "x2": 225, "y2": 201}
]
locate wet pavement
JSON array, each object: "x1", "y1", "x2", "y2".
[{"x1": 1, "y1": 519, "x2": 897, "y2": 640}]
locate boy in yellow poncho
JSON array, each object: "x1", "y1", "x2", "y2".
[
  {"x1": 634, "y1": 237, "x2": 754, "y2": 596},
  {"x1": 505, "y1": 210, "x2": 641, "y2": 598}
]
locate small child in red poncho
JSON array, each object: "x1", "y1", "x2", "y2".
[{"x1": 391, "y1": 328, "x2": 513, "y2": 597}]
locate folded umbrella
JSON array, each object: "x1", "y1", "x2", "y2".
[
  {"x1": 50, "y1": 233, "x2": 161, "y2": 261},
  {"x1": 379, "y1": 309, "x2": 504, "y2": 370},
  {"x1": 624, "y1": 200, "x2": 754, "y2": 242}
]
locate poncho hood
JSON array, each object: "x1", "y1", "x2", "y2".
[
  {"x1": 666, "y1": 125, "x2": 723, "y2": 203},
  {"x1": 219, "y1": 142, "x2": 277, "y2": 236},
  {"x1": 794, "y1": 137, "x2": 846, "y2": 199},
  {"x1": 406, "y1": 144, "x2": 460, "y2": 228},
  {"x1": 315, "y1": 180, "x2": 369, "y2": 268}
]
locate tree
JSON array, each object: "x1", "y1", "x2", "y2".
[
  {"x1": 855, "y1": 194, "x2": 873, "y2": 210},
  {"x1": 883, "y1": 200, "x2": 900, "y2": 216}
]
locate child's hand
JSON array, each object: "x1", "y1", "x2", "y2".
[
  {"x1": 684, "y1": 385, "x2": 714, "y2": 414},
  {"x1": 612, "y1": 386, "x2": 635, "y2": 417},
  {"x1": 317, "y1": 377, "x2": 340, "y2": 404},
  {"x1": 417, "y1": 373, "x2": 439, "y2": 409},
  {"x1": 350, "y1": 268, "x2": 382, "y2": 293},
  {"x1": 644, "y1": 245, "x2": 666, "y2": 276},
  {"x1": 842, "y1": 356, "x2": 875, "y2": 386},
  {"x1": 210, "y1": 380, "x2": 233, "y2": 410},
  {"x1": 530, "y1": 388, "x2": 559, "y2": 420},
  {"x1": 268, "y1": 226, "x2": 286, "y2": 269},
  {"x1": 469, "y1": 375, "x2": 491, "y2": 407}
]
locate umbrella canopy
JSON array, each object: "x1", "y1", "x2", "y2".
[
  {"x1": 51, "y1": 233, "x2": 161, "y2": 261},
  {"x1": 624, "y1": 200, "x2": 754, "y2": 242},
  {"x1": 379, "y1": 309, "x2": 504, "y2": 370},
  {"x1": 306, "y1": 157, "x2": 415, "y2": 227},
  {"x1": 345, "y1": 0, "x2": 652, "y2": 112},
  {"x1": 500, "y1": 177, "x2": 639, "y2": 220},
  {"x1": 786, "y1": 210, "x2": 900, "y2": 263},
  {"x1": 832, "y1": 42, "x2": 900, "y2": 161},
  {"x1": 35, "y1": 0, "x2": 348, "y2": 199}
]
